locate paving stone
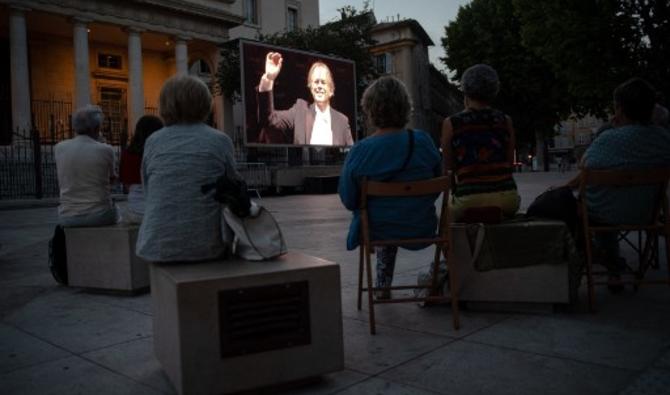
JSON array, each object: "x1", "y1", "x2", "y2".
[
  {"x1": 4, "y1": 291, "x2": 152, "y2": 354},
  {"x1": 0, "y1": 355, "x2": 164, "y2": 395},
  {"x1": 466, "y1": 315, "x2": 670, "y2": 370},
  {"x1": 342, "y1": 318, "x2": 453, "y2": 375},
  {"x1": 619, "y1": 368, "x2": 670, "y2": 395},
  {"x1": 82, "y1": 337, "x2": 174, "y2": 394},
  {"x1": 0, "y1": 323, "x2": 70, "y2": 374},
  {"x1": 380, "y1": 340, "x2": 633, "y2": 395},
  {"x1": 336, "y1": 377, "x2": 441, "y2": 395},
  {"x1": 283, "y1": 369, "x2": 370, "y2": 395}
]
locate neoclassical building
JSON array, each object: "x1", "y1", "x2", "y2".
[{"x1": 0, "y1": 0, "x2": 319, "y2": 143}]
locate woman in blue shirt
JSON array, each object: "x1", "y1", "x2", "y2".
[{"x1": 339, "y1": 76, "x2": 442, "y2": 298}]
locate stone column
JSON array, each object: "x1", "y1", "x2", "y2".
[
  {"x1": 174, "y1": 37, "x2": 189, "y2": 75},
  {"x1": 9, "y1": 6, "x2": 32, "y2": 132},
  {"x1": 127, "y1": 27, "x2": 145, "y2": 134},
  {"x1": 72, "y1": 17, "x2": 92, "y2": 109}
]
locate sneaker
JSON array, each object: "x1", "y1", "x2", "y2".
[
  {"x1": 607, "y1": 274, "x2": 625, "y2": 294},
  {"x1": 375, "y1": 289, "x2": 391, "y2": 300}
]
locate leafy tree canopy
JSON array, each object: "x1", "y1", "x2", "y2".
[
  {"x1": 515, "y1": 0, "x2": 669, "y2": 116},
  {"x1": 441, "y1": 0, "x2": 569, "y2": 144}
]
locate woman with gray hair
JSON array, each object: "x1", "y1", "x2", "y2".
[
  {"x1": 339, "y1": 76, "x2": 442, "y2": 299},
  {"x1": 54, "y1": 104, "x2": 118, "y2": 227},
  {"x1": 136, "y1": 75, "x2": 240, "y2": 262},
  {"x1": 442, "y1": 64, "x2": 520, "y2": 221}
]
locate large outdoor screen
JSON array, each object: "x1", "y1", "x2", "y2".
[{"x1": 240, "y1": 40, "x2": 357, "y2": 147}]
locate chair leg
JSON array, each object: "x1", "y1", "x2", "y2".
[
  {"x1": 446, "y1": 246, "x2": 460, "y2": 330},
  {"x1": 664, "y1": 230, "x2": 670, "y2": 286},
  {"x1": 365, "y1": 247, "x2": 377, "y2": 335},
  {"x1": 357, "y1": 245, "x2": 364, "y2": 311},
  {"x1": 584, "y1": 231, "x2": 596, "y2": 312}
]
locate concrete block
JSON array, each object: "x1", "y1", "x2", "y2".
[
  {"x1": 65, "y1": 225, "x2": 149, "y2": 293},
  {"x1": 150, "y1": 251, "x2": 344, "y2": 395},
  {"x1": 450, "y1": 222, "x2": 576, "y2": 306}
]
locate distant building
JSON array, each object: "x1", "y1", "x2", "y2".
[
  {"x1": 0, "y1": 0, "x2": 319, "y2": 144},
  {"x1": 369, "y1": 17, "x2": 462, "y2": 141},
  {"x1": 548, "y1": 114, "x2": 603, "y2": 166}
]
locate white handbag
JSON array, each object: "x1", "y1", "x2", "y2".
[{"x1": 222, "y1": 202, "x2": 287, "y2": 261}]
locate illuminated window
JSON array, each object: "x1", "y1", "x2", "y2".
[
  {"x1": 287, "y1": 7, "x2": 298, "y2": 31},
  {"x1": 244, "y1": 0, "x2": 258, "y2": 25},
  {"x1": 98, "y1": 53, "x2": 122, "y2": 69}
]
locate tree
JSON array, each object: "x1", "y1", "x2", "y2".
[
  {"x1": 515, "y1": 0, "x2": 670, "y2": 116},
  {"x1": 441, "y1": 0, "x2": 569, "y2": 147}
]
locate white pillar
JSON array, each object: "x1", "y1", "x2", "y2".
[
  {"x1": 9, "y1": 6, "x2": 32, "y2": 132},
  {"x1": 72, "y1": 17, "x2": 91, "y2": 109},
  {"x1": 127, "y1": 27, "x2": 145, "y2": 134},
  {"x1": 175, "y1": 37, "x2": 189, "y2": 75}
]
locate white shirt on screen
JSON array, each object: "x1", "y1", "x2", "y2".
[{"x1": 310, "y1": 105, "x2": 333, "y2": 145}]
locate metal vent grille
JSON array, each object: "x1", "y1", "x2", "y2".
[{"x1": 219, "y1": 281, "x2": 311, "y2": 358}]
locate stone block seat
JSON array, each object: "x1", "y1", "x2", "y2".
[
  {"x1": 450, "y1": 219, "x2": 581, "y2": 311},
  {"x1": 150, "y1": 251, "x2": 344, "y2": 395},
  {"x1": 65, "y1": 224, "x2": 149, "y2": 293}
]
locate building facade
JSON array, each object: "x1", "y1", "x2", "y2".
[
  {"x1": 0, "y1": 0, "x2": 319, "y2": 144},
  {"x1": 369, "y1": 18, "x2": 462, "y2": 141}
]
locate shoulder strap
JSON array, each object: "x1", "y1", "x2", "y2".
[{"x1": 382, "y1": 129, "x2": 414, "y2": 181}]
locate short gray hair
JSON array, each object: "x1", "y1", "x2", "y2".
[
  {"x1": 361, "y1": 76, "x2": 411, "y2": 130},
  {"x1": 159, "y1": 75, "x2": 212, "y2": 126},
  {"x1": 461, "y1": 64, "x2": 500, "y2": 102},
  {"x1": 72, "y1": 105, "x2": 104, "y2": 135}
]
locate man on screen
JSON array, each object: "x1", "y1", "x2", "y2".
[{"x1": 257, "y1": 52, "x2": 354, "y2": 146}]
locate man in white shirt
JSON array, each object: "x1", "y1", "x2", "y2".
[
  {"x1": 54, "y1": 105, "x2": 118, "y2": 227},
  {"x1": 256, "y1": 52, "x2": 354, "y2": 146}
]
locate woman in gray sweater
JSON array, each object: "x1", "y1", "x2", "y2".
[{"x1": 136, "y1": 75, "x2": 239, "y2": 262}]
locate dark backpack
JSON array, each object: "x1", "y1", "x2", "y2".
[
  {"x1": 525, "y1": 186, "x2": 578, "y2": 234},
  {"x1": 48, "y1": 225, "x2": 68, "y2": 285}
]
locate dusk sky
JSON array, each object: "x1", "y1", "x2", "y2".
[{"x1": 320, "y1": 0, "x2": 472, "y2": 73}]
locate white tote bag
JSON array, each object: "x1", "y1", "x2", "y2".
[{"x1": 222, "y1": 203, "x2": 287, "y2": 261}]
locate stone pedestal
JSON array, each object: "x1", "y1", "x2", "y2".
[
  {"x1": 150, "y1": 251, "x2": 344, "y2": 395},
  {"x1": 65, "y1": 225, "x2": 149, "y2": 293},
  {"x1": 450, "y1": 221, "x2": 577, "y2": 308}
]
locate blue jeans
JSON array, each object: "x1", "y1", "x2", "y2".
[{"x1": 375, "y1": 246, "x2": 398, "y2": 288}]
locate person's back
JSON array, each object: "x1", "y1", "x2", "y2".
[
  {"x1": 136, "y1": 75, "x2": 239, "y2": 263},
  {"x1": 585, "y1": 123, "x2": 670, "y2": 224},
  {"x1": 55, "y1": 105, "x2": 117, "y2": 227}
]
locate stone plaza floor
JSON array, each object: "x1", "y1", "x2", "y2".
[{"x1": 1, "y1": 171, "x2": 669, "y2": 395}]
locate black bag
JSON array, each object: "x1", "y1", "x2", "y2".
[
  {"x1": 48, "y1": 225, "x2": 68, "y2": 285},
  {"x1": 201, "y1": 175, "x2": 252, "y2": 218},
  {"x1": 526, "y1": 186, "x2": 578, "y2": 234}
]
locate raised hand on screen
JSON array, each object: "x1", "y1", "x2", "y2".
[{"x1": 264, "y1": 52, "x2": 283, "y2": 81}]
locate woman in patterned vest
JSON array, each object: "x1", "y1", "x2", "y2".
[{"x1": 441, "y1": 64, "x2": 520, "y2": 221}]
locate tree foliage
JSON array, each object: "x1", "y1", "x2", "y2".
[
  {"x1": 515, "y1": 0, "x2": 670, "y2": 116},
  {"x1": 216, "y1": 5, "x2": 378, "y2": 105},
  {"x1": 441, "y1": 0, "x2": 569, "y2": 144}
]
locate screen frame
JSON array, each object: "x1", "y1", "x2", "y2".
[{"x1": 239, "y1": 39, "x2": 358, "y2": 148}]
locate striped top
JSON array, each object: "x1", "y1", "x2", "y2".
[{"x1": 450, "y1": 108, "x2": 517, "y2": 197}]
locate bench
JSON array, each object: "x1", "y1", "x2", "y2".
[
  {"x1": 449, "y1": 220, "x2": 580, "y2": 311},
  {"x1": 150, "y1": 251, "x2": 344, "y2": 395},
  {"x1": 65, "y1": 224, "x2": 149, "y2": 293}
]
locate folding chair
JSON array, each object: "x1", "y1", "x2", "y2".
[
  {"x1": 357, "y1": 176, "x2": 460, "y2": 334},
  {"x1": 578, "y1": 168, "x2": 670, "y2": 311}
]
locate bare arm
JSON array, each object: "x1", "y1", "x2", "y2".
[
  {"x1": 441, "y1": 117, "x2": 455, "y2": 174},
  {"x1": 258, "y1": 52, "x2": 283, "y2": 92},
  {"x1": 505, "y1": 116, "x2": 516, "y2": 166}
]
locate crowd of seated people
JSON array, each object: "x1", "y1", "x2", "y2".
[{"x1": 54, "y1": 64, "x2": 670, "y2": 303}]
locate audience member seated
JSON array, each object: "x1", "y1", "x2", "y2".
[
  {"x1": 119, "y1": 115, "x2": 164, "y2": 224},
  {"x1": 441, "y1": 64, "x2": 520, "y2": 222},
  {"x1": 55, "y1": 105, "x2": 118, "y2": 227},
  {"x1": 136, "y1": 75, "x2": 240, "y2": 263},
  {"x1": 338, "y1": 76, "x2": 442, "y2": 298},
  {"x1": 568, "y1": 78, "x2": 670, "y2": 287}
]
